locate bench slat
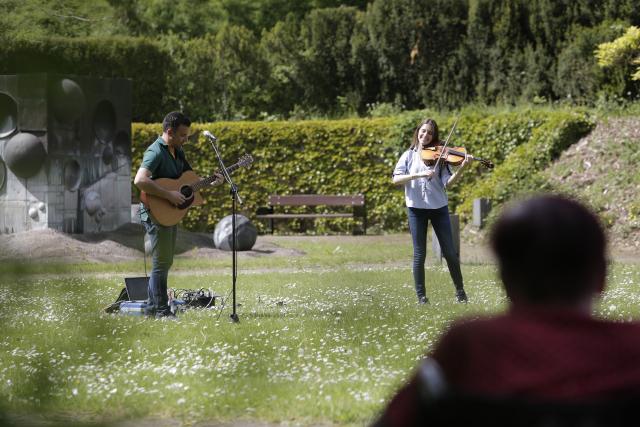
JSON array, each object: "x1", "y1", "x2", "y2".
[
  {"x1": 256, "y1": 213, "x2": 353, "y2": 219},
  {"x1": 269, "y1": 194, "x2": 364, "y2": 206}
]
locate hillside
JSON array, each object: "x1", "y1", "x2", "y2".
[{"x1": 543, "y1": 117, "x2": 640, "y2": 249}]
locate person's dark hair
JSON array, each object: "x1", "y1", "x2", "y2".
[
  {"x1": 490, "y1": 195, "x2": 607, "y2": 305},
  {"x1": 411, "y1": 118, "x2": 439, "y2": 149},
  {"x1": 162, "y1": 111, "x2": 191, "y2": 133}
]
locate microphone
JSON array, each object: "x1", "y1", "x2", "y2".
[{"x1": 203, "y1": 130, "x2": 217, "y2": 141}]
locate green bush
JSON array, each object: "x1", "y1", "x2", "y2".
[
  {"x1": 456, "y1": 111, "x2": 595, "y2": 219},
  {"x1": 133, "y1": 118, "x2": 398, "y2": 233},
  {"x1": 0, "y1": 36, "x2": 169, "y2": 122},
  {"x1": 132, "y1": 110, "x2": 595, "y2": 233}
]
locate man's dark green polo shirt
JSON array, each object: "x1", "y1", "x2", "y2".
[{"x1": 139, "y1": 136, "x2": 192, "y2": 223}]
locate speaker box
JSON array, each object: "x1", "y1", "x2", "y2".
[{"x1": 124, "y1": 276, "x2": 149, "y2": 301}]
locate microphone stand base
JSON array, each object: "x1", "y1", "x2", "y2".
[{"x1": 230, "y1": 313, "x2": 240, "y2": 323}]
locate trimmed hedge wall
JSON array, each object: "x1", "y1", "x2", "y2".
[
  {"x1": 132, "y1": 110, "x2": 595, "y2": 233},
  {"x1": 0, "y1": 36, "x2": 168, "y2": 122},
  {"x1": 132, "y1": 118, "x2": 397, "y2": 233}
]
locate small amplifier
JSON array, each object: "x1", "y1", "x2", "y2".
[{"x1": 124, "y1": 277, "x2": 149, "y2": 301}]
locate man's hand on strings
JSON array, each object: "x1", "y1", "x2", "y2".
[
  {"x1": 167, "y1": 190, "x2": 186, "y2": 206},
  {"x1": 211, "y1": 172, "x2": 224, "y2": 186}
]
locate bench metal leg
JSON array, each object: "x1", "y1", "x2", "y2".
[{"x1": 363, "y1": 208, "x2": 367, "y2": 235}]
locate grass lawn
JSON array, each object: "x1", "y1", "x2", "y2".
[{"x1": 1, "y1": 235, "x2": 639, "y2": 426}]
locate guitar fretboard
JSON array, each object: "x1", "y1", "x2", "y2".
[{"x1": 190, "y1": 162, "x2": 244, "y2": 192}]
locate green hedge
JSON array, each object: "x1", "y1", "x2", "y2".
[
  {"x1": 0, "y1": 36, "x2": 168, "y2": 122},
  {"x1": 132, "y1": 118, "x2": 398, "y2": 233},
  {"x1": 456, "y1": 111, "x2": 595, "y2": 219},
  {"x1": 132, "y1": 110, "x2": 595, "y2": 233}
]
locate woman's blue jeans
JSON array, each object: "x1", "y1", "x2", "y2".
[
  {"x1": 407, "y1": 206, "x2": 464, "y2": 299},
  {"x1": 142, "y1": 217, "x2": 177, "y2": 316}
]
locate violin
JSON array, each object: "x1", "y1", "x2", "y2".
[
  {"x1": 422, "y1": 144, "x2": 494, "y2": 169},
  {"x1": 420, "y1": 117, "x2": 494, "y2": 170}
]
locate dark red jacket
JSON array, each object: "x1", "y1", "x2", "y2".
[{"x1": 379, "y1": 307, "x2": 640, "y2": 425}]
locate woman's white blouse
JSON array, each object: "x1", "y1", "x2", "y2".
[{"x1": 393, "y1": 149, "x2": 451, "y2": 209}]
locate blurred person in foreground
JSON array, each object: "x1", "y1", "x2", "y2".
[{"x1": 375, "y1": 195, "x2": 640, "y2": 425}]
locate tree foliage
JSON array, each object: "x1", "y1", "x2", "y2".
[
  {"x1": 596, "y1": 25, "x2": 640, "y2": 81},
  {"x1": 0, "y1": 0, "x2": 122, "y2": 39},
  {"x1": 3, "y1": 0, "x2": 640, "y2": 120}
]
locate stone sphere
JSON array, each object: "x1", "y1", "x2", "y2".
[
  {"x1": 50, "y1": 78, "x2": 86, "y2": 123},
  {"x1": 84, "y1": 191, "x2": 102, "y2": 216},
  {"x1": 4, "y1": 132, "x2": 47, "y2": 178},
  {"x1": 0, "y1": 92, "x2": 18, "y2": 137},
  {"x1": 28, "y1": 207, "x2": 39, "y2": 220},
  {"x1": 213, "y1": 214, "x2": 257, "y2": 251}
]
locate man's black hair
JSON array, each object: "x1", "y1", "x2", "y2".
[
  {"x1": 490, "y1": 195, "x2": 607, "y2": 304},
  {"x1": 162, "y1": 111, "x2": 191, "y2": 133}
]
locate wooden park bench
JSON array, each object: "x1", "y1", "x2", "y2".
[{"x1": 255, "y1": 194, "x2": 367, "y2": 234}]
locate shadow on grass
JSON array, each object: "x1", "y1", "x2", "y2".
[{"x1": 68, "y1": 223, "x2": 215, "y2": 255}]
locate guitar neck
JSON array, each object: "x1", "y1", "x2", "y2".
[{"x1": 190, "y1": 162, "x2": 243, "y2": 192}]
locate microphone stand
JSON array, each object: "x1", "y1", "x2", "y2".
[{"x1": 206, "y1": 133, "x2": 242, "y2": 323}]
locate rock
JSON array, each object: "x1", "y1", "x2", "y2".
[
  {"x1": 213, "y1": 214, "x2": 257, "y2": 251},
  {"x1": 4, "y1": 132, "x2": 46, "y2": 178},
  {"x1": 84, "y1": 191, "x2": 102, "y2": 216}
]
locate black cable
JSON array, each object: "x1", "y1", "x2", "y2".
[{"x1": 216, "y1": 288, "x2": 233, "y2": 321}]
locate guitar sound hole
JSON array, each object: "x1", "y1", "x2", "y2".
[
  {"x1": 180, "y1": 186, "x2": 193, "y2": 198},
  {"x1": 178, "y1": 186, "x2": 195, "y2": 210}
]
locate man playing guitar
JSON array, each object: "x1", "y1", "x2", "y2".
[{"x1": 134, "y1": 111, "x2": 223, "y2": 318}]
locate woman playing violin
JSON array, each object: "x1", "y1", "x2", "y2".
[{"x1": 392, "y1": 118, "x2": 469, "y2": 304}]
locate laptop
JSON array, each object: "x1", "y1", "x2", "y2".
[{"x1": 124, "y1": 276, "x2": 150, "y2": 301}]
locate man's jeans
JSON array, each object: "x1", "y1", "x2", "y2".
[
  {"x1": 407, "y1": 206, "x2": 464, "y2": 299},
  {"x1": 142, "y1": 217, "x2": 177, "y2": 315}
]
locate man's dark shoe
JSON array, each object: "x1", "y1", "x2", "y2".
[
  {"x1": 456, "y1": 289, "x2": 468, "y2": 303},
  {"x1": 155, "y1": 310, "x2": 177, "y2": 319},
  {"x1": 418, "y1": 296, "x2": 430, "y2": 305}
]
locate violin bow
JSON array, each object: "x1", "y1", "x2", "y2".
[{"x1": 428, "y1": 117, "x2": 459, "y2": 180}]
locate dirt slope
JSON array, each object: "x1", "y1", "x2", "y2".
[{"x1": 543, "y1": 116, "x2": 640, "y2": 250}]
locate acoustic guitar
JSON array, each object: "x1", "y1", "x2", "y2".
[{"x1": 140, "y1": 154, "x2": 253, "y2": 226}]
